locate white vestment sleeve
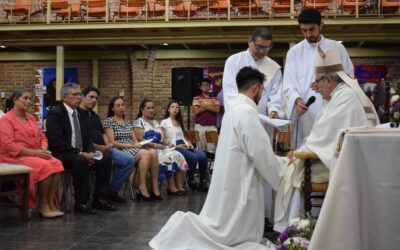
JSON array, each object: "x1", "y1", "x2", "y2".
[
  {"x1": 222, "y1": 56, "x2": 239, "y2": 105},
  {"x1": 236, "y1": 107, "x2": 285, "y2": 190},
  {"x1": 282, "y1": 50, "x2": 301, "y2": 119},
  {"x1": 266, "y1": 70, "x2": 285, "y2": 118}
]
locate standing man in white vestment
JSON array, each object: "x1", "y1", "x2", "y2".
[
  {"x1": 282, "y1": 8, "x2": 354, "y2": 148},
  {"x1": 150, "y1": 67, "x2": 286, "y2": 250},
  {"x1": 273, "y1": 44, "x2": 379, "y2": 232},
  {"x1": 223, "y1": 27, "x2": 285, "y2": 125}
]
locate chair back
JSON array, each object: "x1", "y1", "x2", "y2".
[
  {"x1": 274, "y1": 131, "x2": 291, "y2": 156},
  {"x1": 185, "y1": 130, "x2": 200, "y2": 147},
  {"x1": 204, "y1": 131, "x2": 218, "y2": 144}
]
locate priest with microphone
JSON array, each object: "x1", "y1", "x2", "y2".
[{"x1": 273, "y1": 44, "x2": 379, "y2": 232}]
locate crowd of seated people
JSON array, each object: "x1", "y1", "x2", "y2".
[{"x1": 0, "y1": 84, "x2": 219, "y2": 219}]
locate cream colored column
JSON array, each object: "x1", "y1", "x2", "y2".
[
  {"x1": 92, "y1": 59, "x2": 99, "y2": 113},
  {"x1": 56, "y1": 46, "x2": 64, "y2": 101}
]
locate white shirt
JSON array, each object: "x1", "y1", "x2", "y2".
[
  {"x1": 282, "y1": 35, "x2": 354, "y2": 147},
  {"x1": 63, "y1": 102, "x2": 79, "y2": 149}
]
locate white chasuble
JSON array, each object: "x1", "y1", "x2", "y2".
[{"x1": 274, "y1": 83, "x2": 376, "y2": 232}]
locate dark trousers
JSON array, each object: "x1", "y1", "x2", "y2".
[
  {"x1": 175, "y1": 140, "x2": 208, "y2": 183},
  {"x1": 55, "y1": 153, "x2": 112, "y2": 205}
]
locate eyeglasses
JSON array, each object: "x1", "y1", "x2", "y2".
[
  {"x1": 310, "y1": 77, "x2": 327, "y2": 89},
  {"x1": 253, "y1": 44, "x2": 272, "y2": 51}
]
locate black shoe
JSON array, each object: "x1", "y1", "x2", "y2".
[
  {"x1": 188, "y1": 181, "x2": 199, "y2": 191},
  {"x1": 136, "y1": 190, "x2": 153, "y2": 202},
  {"x1": 75, "y1": 203, "x2": 98, "y2": 214},
  {"x1": 107, "y1": 191, "x2": 127, "y2": 203},
  {"x1": 93, "y1": 198, "x2": 117, "y2": 211},
  {"x1": 167, "y1": 189, "x2": 185, "y2": 196},
  {"x1": 198, "y1": 181, "x2": 209, "y2": 192},
  {"x1": 150, "y1": 191, "x2": 163, "y2": 201}
]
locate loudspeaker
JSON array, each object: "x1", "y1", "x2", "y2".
[{"x1": 171, "y1": 67, "x2": 204, "y2": 105}]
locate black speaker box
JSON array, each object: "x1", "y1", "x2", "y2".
[{"x1": 171, "y1": 67, "x2": 204, "y2": 105}]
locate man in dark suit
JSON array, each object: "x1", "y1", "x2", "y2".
[{"x1": 46, "y1": 83, "x2": 115, "y2": 214}]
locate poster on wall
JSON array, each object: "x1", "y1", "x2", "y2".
[
  {"x1": 354, "y1": 65, "x2": 387, "y2": 92},
  {"x1": 203, "y1": 67, "x2": 223, "y2": 96},
  {"x1": 42, "y1": 67, "x2": 78, "y2": 119}
]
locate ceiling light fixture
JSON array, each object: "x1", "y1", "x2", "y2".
[
  {"x1": 0, "y1": 45, "x2": 6, "y2": 49},
  {"x1": 162, "y1": 43, "x2": 168, "y2": 46}
]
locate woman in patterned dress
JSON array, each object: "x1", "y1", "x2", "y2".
[
  {"x1": 0, "y1": 89, "x2": 64, "y2": 218},
  {"x1": 133, "y1": 99, "x2": 188, "y2": 196},
  {"x1": 103, "y1": 97, "x2": 160, "y2": 201}
]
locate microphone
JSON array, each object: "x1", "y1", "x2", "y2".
[{"x1": 305, "y1": 96, "x2": 316, "y2": 107}]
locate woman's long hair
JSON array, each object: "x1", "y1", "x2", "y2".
[
  {"x1": 107, "y1": 96, "x2": 125, "y2": 118},
  {"x1": 135, "y1": 98, "x2": 152, "y2": 120},
  {"x1": 164, "y1": 100, "x2": 185, "y2": 133}
]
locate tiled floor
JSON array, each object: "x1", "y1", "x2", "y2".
[{"x1": 0, "y1": 191, "x2": 207, "y2": 250}]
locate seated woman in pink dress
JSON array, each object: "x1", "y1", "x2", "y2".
[{"x1": 0, "y1": 89, "x2": 64, "y2": 218}]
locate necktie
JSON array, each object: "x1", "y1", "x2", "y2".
[{"x1": 72, "y1": 110, "x2": 83, "y2": 151}]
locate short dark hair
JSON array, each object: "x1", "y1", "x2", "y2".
[
  {"x1": 200, "y1": 78, "x2": 211, "y2": 85},
  {"x1": 236, "y1": 67, "x2": 265, "y2": 92},
  {"x1": 82, "y1": 86, "x2": 99, "y2": 97},
  {"x1": 10, "y1": 89, "x2": 31, "y2": 108},
  {"x1": 251, "y1": 27, "x2": 272, "y2": 41},
  {"x1": 298, "y1": 8, "x2": 322, "y2": 25}
]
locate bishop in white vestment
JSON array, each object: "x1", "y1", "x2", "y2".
[
  {"x1": 150, "y1": 67, "x2": 286, "y2": 250},
  {"x1": 274, "y1": 45, "x2": 379, "y2": 232}
]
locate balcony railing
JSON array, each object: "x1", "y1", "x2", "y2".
[{"x1": 0, "y1": 0, "x2": 399, "y2": 23}]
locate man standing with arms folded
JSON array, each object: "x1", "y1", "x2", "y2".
[
  {"x1": 282, "y1": 8, "x2": 354, "y2": 148},
  {"x1": 192, "y1": 79, "x2": 220, "y2": 153}
]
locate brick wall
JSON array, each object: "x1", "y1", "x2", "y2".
[{"x1": 1, "y1": 57, "x2": 399, "y2": 126}]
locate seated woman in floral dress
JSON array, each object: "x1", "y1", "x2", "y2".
[
  {"x1": 161, "y1": 101, "x2": 209, "y2": 192},
  {"x1": 103, "y1": 97, "x2": 161, "y2": 201},
  {"x1": 133, "y1": 99, "x2": 188, "y2": 195},
  {"x1": 0, "y1": 89, "x2": 64, "y2": 218}
]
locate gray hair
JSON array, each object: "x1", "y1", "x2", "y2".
[
  {"x1": 10, "y1": 89, "x2": 31, "y2": 107},
  {"x1": 320, "y1": 72, "x2": 342, "y2": 83},
  {"x1": 60, "y1": 82, "x2": 80, "y2": 97}
]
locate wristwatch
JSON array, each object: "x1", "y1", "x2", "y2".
[{"x1": 106, "y1": 143, "x2": 113, "y2": 149}]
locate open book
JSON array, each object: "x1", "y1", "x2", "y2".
[
  {"x1": 139, "y1": 139, "x2": 153, "y2": 146},
  {"x1": 258, "y1": 114, "x2": 291, "y2": 130}
]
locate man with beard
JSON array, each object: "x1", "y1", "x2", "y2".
[
  {"x1": 150, "y1": 67, "x2": 286, "y2": 250},
  {"x1": 282, "y1": 8, "x2": 354, "y2": 148}
]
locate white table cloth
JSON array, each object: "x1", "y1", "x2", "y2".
[{"x1": 309, "y1": 128, "x2": 400, "y2": 250}]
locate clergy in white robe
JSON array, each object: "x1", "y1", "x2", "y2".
[
  {"x1": 150, "y1": 67, "x2": 286, "y2": 250},
  {"x1": 282, "y1": 9, "x2": 354, "y2": 148},
  {"x1": 274, "y1": 44, "x2": 379, "y2": 232},
  {"x1": 222, "y1": 27, "x2": 283, "y2": 222}
]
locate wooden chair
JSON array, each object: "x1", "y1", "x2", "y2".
[
  {"x1": 271, "y1": 0, "x2": 291, "y2": 13},
  {"x1": 341, "y1": 0, "x2": 365, "y2": 14},
  {"x1": 381, "y1": 0, "x2": 400, "y2": 14},
  {"x1": 303, "y1": 0, "x2": 330, "y2": 12},
  {"x1": 3, "y1": 0, "x2": 31, "y2": 22},
  {"x1": 204, "y1": 131, "x2": 218, "y2": 173},
  {"x1": 80, "y1": 0, "x2": 108, "y2": 20},
  {"x1": 231, "y1": 0, "x2": 262, "y2": 15},
  {"x1": 294, "y1": 151, "x2": 329, "y2": 215},
  {"x1": 0, "y1": 164, "x2": 32, "y2": 221},
  {"x1": 42, "y1": 0, "x2": 68, "y2": 20},
  {"x1": 113, "y1": 0, "x2": 149, "y2": 19},
  {"x1": 56, "y1": 2, "x2": 82, "y2": 21},
  {"x1": 173, "y1": 1, "x2": 198, "y2": 17},
  {"x1": 185, "y1": 130, "x2": 201, "y2": 148},
  {"x1": 208, "y1": 0, "x2": 229, "y2": 15}
]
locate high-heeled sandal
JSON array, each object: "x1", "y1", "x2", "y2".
[
  {"x1": 167, "y1": 189, "x2": 185, "y2": 196},
  {"x1": 150, "y1": 191, "x2": 162, "y2": 201},
  {"x1": 136, "y1": 190, "x2": 153, "y2": 202}
]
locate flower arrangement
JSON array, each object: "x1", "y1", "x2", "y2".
[
  {"x1": 275, "y1": 217, "x2": 315, "y2": 250},
  {"x1": 389, "y1": 79, "x2": 400, "y2": 125}
]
